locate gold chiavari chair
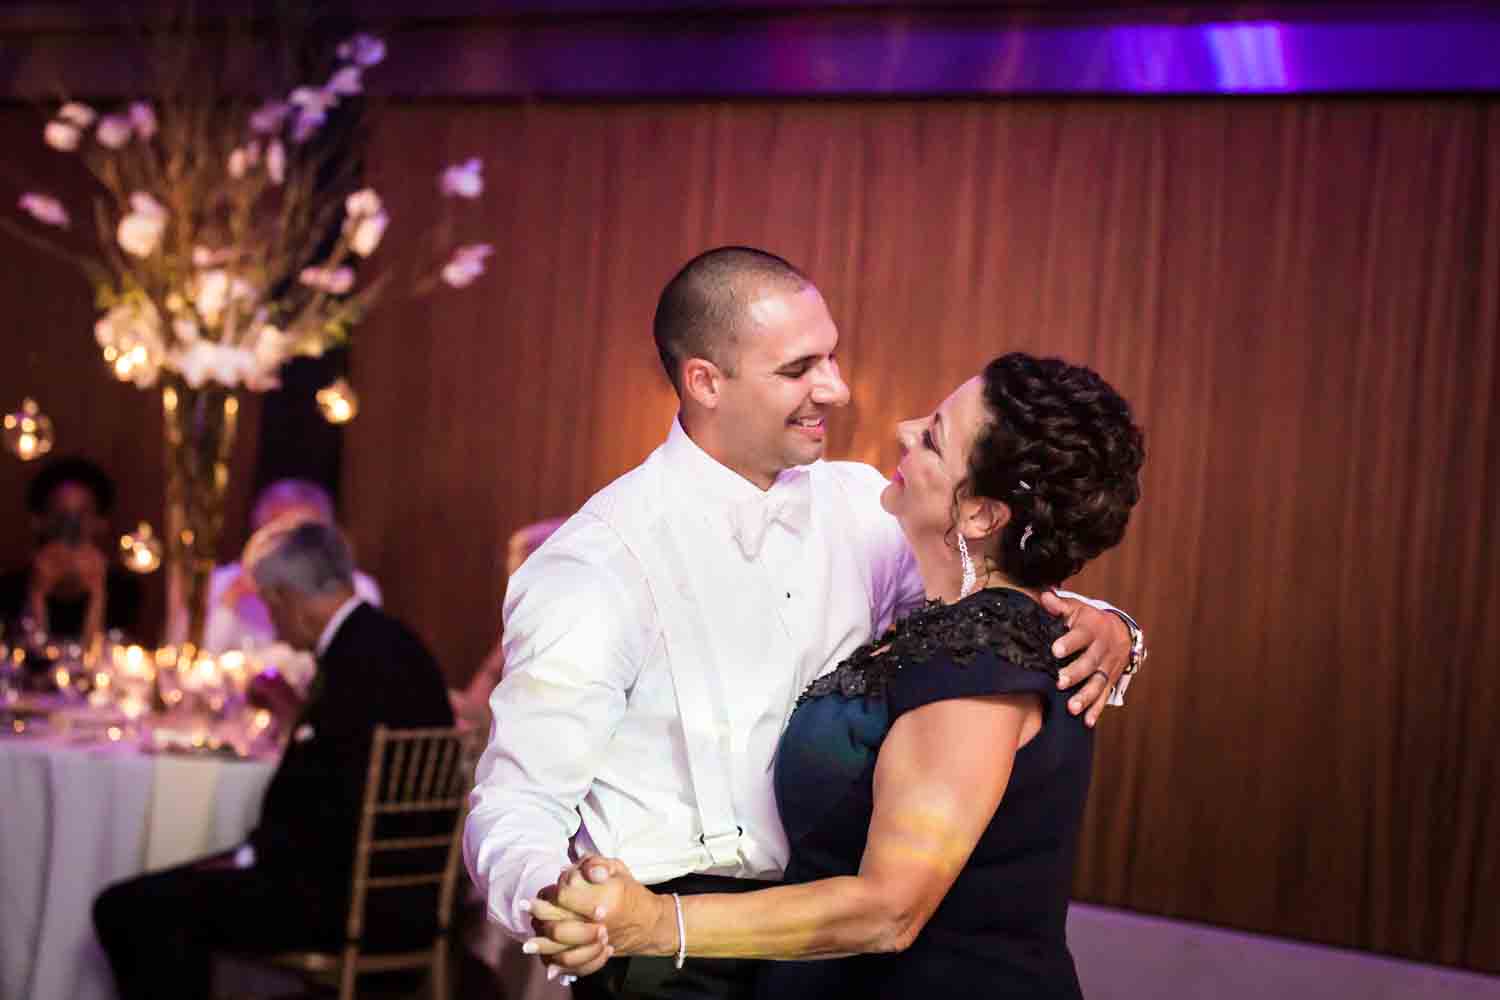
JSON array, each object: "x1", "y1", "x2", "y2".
[{"x1": 245, "y1": 724, "x2": 480, "y2": 999}]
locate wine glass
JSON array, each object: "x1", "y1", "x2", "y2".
[
  {"x1": 111, "y1": 644, "x2": 155, "y2": 724},
  {"x1": 0, "y1": 633, "x2": 18, "y2": 707}
]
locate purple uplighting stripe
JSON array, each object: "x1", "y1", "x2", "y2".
[
  {"x1": 4, "y1": 7, "x2": 1499, "y2": 100},
  {"x1": 423, "y1": 12, "x2": 1500, "y2": 97}
]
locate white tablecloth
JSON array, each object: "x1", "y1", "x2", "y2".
[{"x1": 0, "y1": 734, "x2": 276, "y2": 1000}]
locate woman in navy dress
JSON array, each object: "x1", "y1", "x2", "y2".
[{"x1": 531, "y1": 352, "x2": 1145, "y2": 997}]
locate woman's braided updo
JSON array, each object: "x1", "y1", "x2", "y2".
[{"x1": 965, "y1": 353, "x2": 1145, "y2": 589}]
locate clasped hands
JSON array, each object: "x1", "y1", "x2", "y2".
[{"x1": 523, "y1": 857, "x2": 659, "y2": 982}]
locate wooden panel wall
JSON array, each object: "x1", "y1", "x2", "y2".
[
  {"x1": 2, "y1": 97, "x2": 1494, "y2": 972},
  {"x1": 349, "y1": 98, "x2": 1499, "y2": 972}
]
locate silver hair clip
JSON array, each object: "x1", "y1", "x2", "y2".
[
  {"x1": 1017, "y1": 480, "x2": 1032, "y2": 491},
  {"x1": 1019, "y1": 524, "x2": 1034, "y2": 551}
]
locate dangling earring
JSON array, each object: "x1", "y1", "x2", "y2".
[{"x1": 956, "y1": 533, "x2": 977, "y2": 598}]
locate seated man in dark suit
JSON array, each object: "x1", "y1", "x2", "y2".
[{"x1": 93, "y1": 518, "x2": 454, "y2": 1000}]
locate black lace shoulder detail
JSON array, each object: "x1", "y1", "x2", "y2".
[{"x1": 796, "y1": 588, "x2": 1068, "y2": 709}]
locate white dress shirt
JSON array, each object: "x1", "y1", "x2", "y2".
[{"x1": 465, "y1": 419, "x2": 923, "y2": 938}]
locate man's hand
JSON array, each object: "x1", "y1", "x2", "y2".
[
  {"x1": 1040, "y1": 592, "x2": 1131, "y2": 728},
  {"x1": 247, "y1": 670, "x2": 305, "y2": 725}
]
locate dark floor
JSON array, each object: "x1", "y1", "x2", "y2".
[{"x1": 219, "y1": 908, "x2": 508, "y2": 999}]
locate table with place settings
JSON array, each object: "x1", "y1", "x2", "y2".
[{"x1": 0, "y1": 728, "x2": 276, "y2": 1000}]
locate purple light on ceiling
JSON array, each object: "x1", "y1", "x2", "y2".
[{"x1": 1207, "y1": 23, "x2": 1291, "y2": 92}]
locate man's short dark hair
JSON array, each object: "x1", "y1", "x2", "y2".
[
  {"x1": 26, "y1": 456, "x2": 117, "y2": 516},
  {"x1": 652, "y1": 246, "x2": 811, "y2": 395}
]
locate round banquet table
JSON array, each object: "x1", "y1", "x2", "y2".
[{"x1": 0, "y1": 730, "x2": 276, "y2": 1000}]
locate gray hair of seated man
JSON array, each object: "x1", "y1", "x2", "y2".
[{"x1": 248, "y1": 519, "x2": 355, "y2": 597}]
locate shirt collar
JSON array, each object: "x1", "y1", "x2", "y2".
[
  {"x1": 315, "y1": 594, "x2": 363, "y2": 659},
  {"x1": 662, "y1": 415, "x2": 814, "y2": 510}
]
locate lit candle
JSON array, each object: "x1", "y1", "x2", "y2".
[{"x1": 316, "y1": 378, "x2": 359, "y2": 424}]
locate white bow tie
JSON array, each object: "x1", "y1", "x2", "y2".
[{"x1": 728, "y1": 472, "x2": 812, "y2": 560}]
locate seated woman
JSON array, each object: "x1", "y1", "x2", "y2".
[
  {"x1": 527, "y1": 352, "x2": 1145, "y2": 998},
  {"x1": 450, "y1": 516, "x2": 567, "y2": 730},
  {"x1": 0, "y1": 456, "x2": 142, "y2": 647}
]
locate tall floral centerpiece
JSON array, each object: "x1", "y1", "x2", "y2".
[{"x1": 6, "y1": 29, "x2": 493, "y2": 649}]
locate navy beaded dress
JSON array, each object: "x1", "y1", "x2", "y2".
[{"x1": 758, "y1": 587, "x2": 1093, "y2": 999}]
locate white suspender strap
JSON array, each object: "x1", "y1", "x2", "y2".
[{"x1": 622, "y1": 513, "x2": 743, "y2": 868}]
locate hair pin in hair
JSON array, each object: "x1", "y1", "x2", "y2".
[
  {"x1": 1017, "y1": 480, "x2": 1032, "y2": 492},
  {"x1": 1019, "y1": 524, "x2": 1034, "y2": 551}
]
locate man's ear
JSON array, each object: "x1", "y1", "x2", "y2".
[{"x1": 681, "y1": 358, "x2": 725, "y2": 410}]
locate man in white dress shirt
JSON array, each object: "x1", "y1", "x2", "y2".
[{"x1": 464, "y1": 247, "x2": 1140, "y2": 999}]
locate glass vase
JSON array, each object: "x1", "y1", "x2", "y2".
[{"x1": 161, "y1": 376, "x2": 240, "y2": 652}]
